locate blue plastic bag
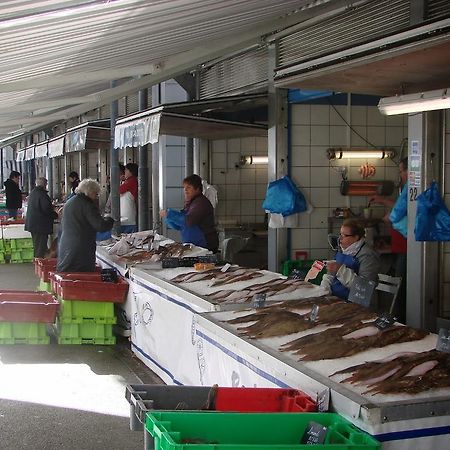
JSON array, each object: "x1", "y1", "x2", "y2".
[
  {"x1": 415, "y1": 181, "x2": 450, "y2": 241},
  {"x1": 389, "y1": 183, "x2": 408, "y2": 238},
  {"x1": 262, "y1": 176, "x2": 307, "y2": 217}
]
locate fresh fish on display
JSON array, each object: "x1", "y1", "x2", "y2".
[
  {"x1": 280, "y1": 322, "x2": 428, "y2": 361},
  {"x1": 236, "y1": 310, "x2": 311, "y2": 338},
  {"x1": 209, "y1": 269, "x2": 264, "y2": 287},
  {"x1": 170, "y1": 267, "x2": 228, "y2": 283},
  {"x1": 331, "y1": 350, "x2": 450, "y2": 394}
]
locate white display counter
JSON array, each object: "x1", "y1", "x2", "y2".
[{"x1": 96, "y1": 247, "x2": 450, "y2": 450}]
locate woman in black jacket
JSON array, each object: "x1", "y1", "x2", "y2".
[
  {"x1": 25, "y1": 177, "x2": 58, "y2": 258},
  {"x1": 57, "y1": 179, "x2": 114, "y2": 272}
]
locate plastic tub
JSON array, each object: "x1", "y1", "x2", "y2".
[
  {"x1": 51, "y1": 273, "x2": 128, "y2": 303},
  {"x1": 0, "y1": 290, "x2": 59, "y2": 323},
  {"x1": 146, "y1": 411, "x2": 381, "y2": 450},
  {"x1": 126, "y1": 385, "x2": 316, "y2": 449}
]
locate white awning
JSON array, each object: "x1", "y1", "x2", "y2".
[
  {"x1": 35, "y1": 141, "x2": 48, "y2": 158},
  {"x1": 48, "y1": 136, "x2": 65, "y2": 158}
]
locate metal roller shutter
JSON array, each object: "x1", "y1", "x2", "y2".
[
  {"x1": 277, "y1": 0, "x2": 411, "y2": 71},
  {"x1": 199, "y1": 47, "x2": 268, "y2": 99},
  {"x1": 427, "y1": 0, "x2": 450, "y2": 20}
]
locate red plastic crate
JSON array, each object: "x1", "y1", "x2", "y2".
[
  {"x1": 0, "y1": 290, "x2": 59, "y2": 323},
  {"x1": 34, "y1": 258, "x2": 57, "y2": 281},
  {"x1": 52, "y1": 273, "x2": 128, "y2": 303},
  {"x1": 214, "y1": 387, "x2": 316, "y2": 412}
]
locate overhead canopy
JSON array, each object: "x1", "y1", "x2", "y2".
[
  {"x1": 34, "y1": 141, "x2": 48, "y2": 158},
  {"x1": 65, "y1": 123, "x2": 110, "y2": 153},
  {"x1": 24, "y1": 144, "x2": 35, "y2": 161},
  {"x1": 0, "y1": 0, "x2": 324, "y2": 145},
  {"x1": 115, "y1": 94, "x2": 268, "y2": 148},
  {"x1": 48, "y1": 135, "x2": 65, "y2": 158}
]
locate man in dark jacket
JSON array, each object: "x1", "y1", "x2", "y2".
[
  {"x1": 160, "y1": 174, "x2": 218, "y2": 252},
  {"x1": 25, "y1": 177, "x2": 58, "y2": 258},
  {"x1": 4, "y1": 171, "x2": 22, "y2": 219},
  {"x1": 57, "y1": 178, "x2": 114, "y2": 272}
]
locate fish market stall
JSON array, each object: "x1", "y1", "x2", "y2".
[
  {"x1": 128, "y1": 263, "x2": 327, "y2": 386},
  {"x1": 194, "y1": 302, "x2": 450, "y2": 450}
]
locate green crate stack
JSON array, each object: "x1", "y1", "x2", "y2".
[
  {"x1": 281, "y1": 259, "x2": 324, "y2": 285},
  {"x1": 0, "y1": 239, "x2": 11, "y2": 263},
  {"x1": 56, "y1": 319, "x2": 115, "y2": 345},
  {"x1": 56, "y1": 298, "x2": 116, "y2": 345},
  {"x1": 10, "y1": 238, "x2": 34, "y2": 250},
  {"x1": 37, "y1": 279, "x2": 52, "y2": 292},
  {"x1": 10, "y1": 248, "x2": 34, "y2": 263},
  {"x1": 0, "y1": 322, "x2": 50, "y2": 344}
]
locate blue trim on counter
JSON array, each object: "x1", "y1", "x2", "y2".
[
  {"x1": 375, "y1": 425, "x2": 450, "y2": 442},
  {"x1": 130, "y1": 275, "x2": 198, "y2": 314},
  {"x1": 196, "y1": 329, "x2": 290, "y2": 388},
  {"x1": 131, "y1": 341, "x2": 183, "y2": 385}
]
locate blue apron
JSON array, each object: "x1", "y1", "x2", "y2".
[
  {"x1": 330, "y1": 251, "x2": 360, "y2": 300},
  {"x1": 165, "y1": 208, "x2": 207, "y2": 249}
]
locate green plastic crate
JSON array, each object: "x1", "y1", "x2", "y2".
[
  {"x1": 10, "y1": 238, "x2": 34, "y2": 250},
  {"x1": 56, "y1": 320, "x2": 115, "y2": 345},
  {"x1": 281, "y1": 259, "x2": 324, "y2": 285},
  {"x1": 146, "y1": 412, "x2": 380, "y2": 450},
  {"x1": 58, "y1": 298, "x2": 116, "y2": 324},
  {"x1": 0, "y1": 252, "x2": 5, "y2": 264},
  {"x1": 0, "y1": 322, "x2": 49, "y2": 344},
  {"x1": 10, "y1": 248, "x2": 34, "y2": 263},
  {"x1": 37, "y1": 280, "x2": 52, "y2": 292}
]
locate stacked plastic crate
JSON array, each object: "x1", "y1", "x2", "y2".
[
  {"x1": 0, "y1": 239, "x2": 7, "y2": 264},
  {"x1": 51, "y1": 271, "x2": 128, "y2": 345},
  {"x1": 0, "y1": 290, "x2": 59, "y2": 344},
  {"x1": 34, "y1": 258, "x2": 57, "y2": 292},
  {"x1": 9, "y1": 237, "x2": 34, "y2": 263}
]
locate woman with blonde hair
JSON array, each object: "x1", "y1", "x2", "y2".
[{"x1": 57, "y1": 179, "x2": 114, "y2": 272}]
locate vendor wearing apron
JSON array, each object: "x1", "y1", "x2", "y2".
[
  {"x1": 321, "y1": 219, "x2": 380, "y2": 300},
  {"x1": 160, "y1": 174, "x2": 218, "y2": 252}
]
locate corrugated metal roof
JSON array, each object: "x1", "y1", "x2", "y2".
[{"x1": 0, "y1": 0, "x2": 333, "y2": 144}]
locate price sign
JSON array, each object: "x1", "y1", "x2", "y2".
[
  {"x1": 348, "y1": 276, "x2": 376, "y2": 308},
  {"x1": 375, "y1": 312, "x2": 395, "y2": 330},
  {"x1": 317, "y1": 388, "x2": 330, "y2": 412},
  {"x1": 309, "y1": 304, "x2": 319, "y2": 323},
  {"x1": 252, "y1": 293, "x2": 266, "y2": 309},
  {"x1": 301, "y1": 421, "x2": 328, "y2": 444},
  {"x1": 436, "y1": 328, "x2": 450, "y2": 354}
]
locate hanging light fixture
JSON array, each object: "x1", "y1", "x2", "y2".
[
  {"x1": 378, "y1": 88, "x2": 450, "y2": 115},
  {"x1": 239, "y1": 155, "x2": 268, "y2": 165},
  {"x1": 326, "y1": 148, "x2": 395, "y2": 160}
]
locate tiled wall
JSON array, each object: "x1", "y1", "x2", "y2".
[
  {"x1": 210, "y1": 136, "x2": 268, "y2": 227},
  {"x1": 443, "y1": 109, "x2": 450, "y2": 315},
  {"x1": 289, "y1": 103, "x2": 407, "y2": 260}
]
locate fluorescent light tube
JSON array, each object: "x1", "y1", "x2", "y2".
[{"x1": 378, "y1": 88, "x2": 450, "y2": 115}]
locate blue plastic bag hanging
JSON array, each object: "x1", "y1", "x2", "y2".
[
  {"x1": 262, "y1": 176, "x2": 307, "y2": 216},
  {"x1": 415, "y1": 181, "x2": 450, "y2": 241}
]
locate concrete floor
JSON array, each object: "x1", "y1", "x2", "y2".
[{"x1": 0, "y1": 263, "x2": 162, "y2": 450}]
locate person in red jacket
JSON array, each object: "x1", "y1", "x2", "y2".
[
  {"x1": 119, "y1": 163, "x2": 138, "y2": 200},
  {"x1": 119, "y1": 163, "x2": 138, "y2": 233}
]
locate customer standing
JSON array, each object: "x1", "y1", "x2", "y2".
[
  {"x1": 57, "y1": 179, "x2": 114, "y2": 272},
  {"x1": 67, "y1": 171, "x2": 80, "y2": 200},
  {"x1": 4, "y1": 171, "x2": 22, "y2": 219},
  {"x1": 160, "y1": 174, "x2": 219, "y2": 252},
  {"x1": 25, "y1": 177, "x2": 58, "y2": 258}
]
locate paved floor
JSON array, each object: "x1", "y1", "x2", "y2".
[{"x1": 0, "y1": 263, "x2": 162, "y2": 449}]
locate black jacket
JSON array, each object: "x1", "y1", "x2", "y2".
[
  {"x1": 4, "y1": 179, "x2": 22, "y2": 209},
  {"x1": 25, "y1": 186, "x2": 58, "y2": 234},
  {"x1": 57, "y1": 193, "x2": 114, "y2": 272}
]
